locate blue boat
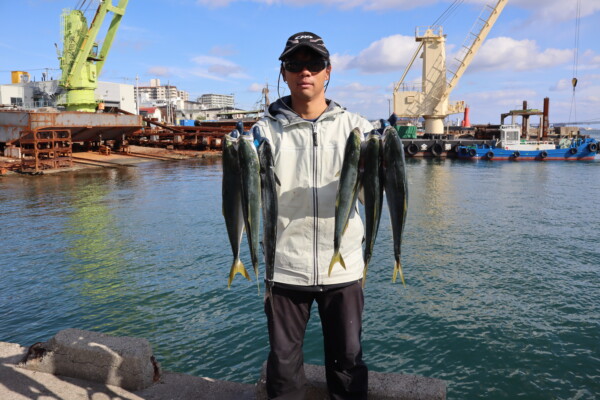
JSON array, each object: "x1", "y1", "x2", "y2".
[{"x1": 456, "y1": 125, "x2": 599, "y2": 161}]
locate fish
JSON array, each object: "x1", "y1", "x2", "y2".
[
  {"x1": 237, "y1": 130, "x2": 262, "y2": 290},
  {"x1": 328, "y1": 127, "x2": 363, "y2": 277},
  {"x1": 256, "y1": 128, "x2": 279, "y2": 303},
  {"x1": 222, "y1": 131, "x2": 251, "y2": 287},
  {"x1": 382, "y1": 125, "x2": 408, "y2": 285},
  {"x1": 361, "y1": 129, "x2": 384, "y2": 288}
]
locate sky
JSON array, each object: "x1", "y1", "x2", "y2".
[{"x1": 1, "y1": 0, "x2": 599, "y2": 125}]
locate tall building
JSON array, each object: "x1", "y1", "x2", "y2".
[
  {"x1": 135, "y1": 78, "x2": 189, "y2": 105},
  {"x1": 198, "y1": 93, "x2": 234, "y2": 109}
]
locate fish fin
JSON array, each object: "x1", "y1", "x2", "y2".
[
  {"x1": 328, "y1": 252, "x2": 346, "y2": 276},
  {"x1": 228, "y1": 258, "x2": 251, "y2": 288},
  {"x1": 392, "y1": 260, "x2": 406, "y2": 287},
  {"x1": 334, "y1": 170, "x2": 341, "y2": 177}
]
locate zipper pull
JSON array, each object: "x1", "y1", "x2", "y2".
[{"x1": 312, "y1": 124, "x2": 318, "y2": 146}]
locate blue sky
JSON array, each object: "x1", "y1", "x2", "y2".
[{"x1": 1, "y1": 0, "x2": 599, "y2": 124}]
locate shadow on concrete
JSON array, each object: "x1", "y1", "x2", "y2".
[{"x1": 0, "y1": 341, "x2": 142, "y2": 400}]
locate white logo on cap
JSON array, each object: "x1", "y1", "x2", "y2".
[{"x1": 295, "y1": 35, "x2": 314, "y2": 40}]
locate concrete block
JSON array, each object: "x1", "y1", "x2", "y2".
[
  {"x1": 256, "y1": 362, "x2": 446, "y2": 400},
  {"x1": 137, "y1": 371, "x2": 256, "y2": 400},
  {"x1": 0, "y1": 342, "x2": 28, "y2": 364},
  {"x1": 19, "y1": 328, "x2": 159, "y2": 391}
]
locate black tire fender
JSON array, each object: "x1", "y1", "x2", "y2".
[
  {"x1": 430, "y1": 143, "x2": 443, "y2": 157},
  {"x1": 486, "y1": 151, "x2": 494, "y2": 160},
  {"x1": 588, "y1": 143, "x2": 598, "y2": 152},
  {"x1": 406, "y1": 143, "x2": 419, "y2": 156},
  {"x1": 540, "y1": 150, "x2": 548, "y2": 159},
  {"x1": 513, "y1": 151, "x2": 520, "y2": 158}
]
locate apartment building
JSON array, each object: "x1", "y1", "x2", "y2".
[{"x1": 197, "y1": 93, "x2": 234, "y2": 109}]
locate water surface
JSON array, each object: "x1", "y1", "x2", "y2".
[{"x1": 1, "y1": 155, "x2": 599, "y2": 399}]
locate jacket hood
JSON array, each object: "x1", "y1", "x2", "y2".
[{"x1": 265, "y1": 96, "x2": 344, "y2": 126}]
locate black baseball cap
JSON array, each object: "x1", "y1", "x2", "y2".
[{"x1": 279, "y1": 32, "x2": 330, "y2": 61}]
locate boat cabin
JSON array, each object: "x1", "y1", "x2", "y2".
[{"x1": 499, "y1": 124, "x2": 555, "y2": 151}]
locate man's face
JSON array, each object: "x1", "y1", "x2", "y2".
[{"x1": 282, "y1": 49, "x2": 331, "y2": 102}]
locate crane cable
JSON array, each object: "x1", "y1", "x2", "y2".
[
  {"x1": 569, "y1": 0, "x2": 581, "y2": 124},
  {"x1": 432, "y1": 0, "x2": 465, "y2": 26}
]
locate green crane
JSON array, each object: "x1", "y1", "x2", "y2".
[{"x1": 58, "y1": 0, "x2": 129, "y2": 112}]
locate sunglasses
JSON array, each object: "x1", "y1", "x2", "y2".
[{"x1": 283, "y1": 59, "x2": 329, "y2": 73}]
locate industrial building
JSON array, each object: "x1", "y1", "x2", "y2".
[{"x1": 0, "y1": 76, "x2": 137, "y2": 114}]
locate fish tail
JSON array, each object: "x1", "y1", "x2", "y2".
[
  {"x1": 328, "y1": 251, "x2": 347, "y2": 276},
  {"x1": 392, "y1": 260, "x2": 406, "y2": 287},
  {"x1": 228, "y1": 258, "x2": 251, "y2": 288}
]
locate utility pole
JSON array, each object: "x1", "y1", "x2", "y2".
[
  {"x1": 135, "y1": 74, "x2": 140, "y2": 115},
  {"x1": 166, "y1": 81, "x2": 170, "y2": 124}
]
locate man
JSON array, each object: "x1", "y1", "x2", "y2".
[{"x1": 253, "y1": 32, "x2": 373, "y2": 400}]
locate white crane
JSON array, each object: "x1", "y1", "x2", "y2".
[{"x1": 393, "y1": 0, "x2": 508, "y2": 135}]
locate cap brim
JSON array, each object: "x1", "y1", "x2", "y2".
[{"x1": 279, "y1": 43, "x2": 329, "y2": 60}]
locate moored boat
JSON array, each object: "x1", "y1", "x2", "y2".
[{"x1": 456, "y1": 124, "x2": 599, "y2": 161}]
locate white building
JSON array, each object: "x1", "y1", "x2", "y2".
[
  {"x1": 135, "y1": 78, "x2": 189, "y2": 110},
  {"x1": 198, "y1": 93, "x2": 234, "y2": 109},
  {"x1": 0, "y1": 80, "x2": 136, "y2": 113}
]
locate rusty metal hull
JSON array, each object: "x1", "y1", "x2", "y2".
[{"x1": 0, "y1": 110, "x2": 142, "y2": 143}]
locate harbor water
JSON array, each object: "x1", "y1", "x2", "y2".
[{"x1": 1, "y1": 143, "x2": 599, "y2": 399}]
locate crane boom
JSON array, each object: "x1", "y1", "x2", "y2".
[
  {"x1": 444, "y1": 0, "x2": 508, "y2": 98},
  {"x1": 59, "y1": 0, "x2": 129, "y2": 112},
  {"x1": 392, "y1": 0, "x2": 506, "y2": 134}
]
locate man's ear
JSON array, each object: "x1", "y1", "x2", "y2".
[{"x1": 280, "y1": 65, "x2": 286, "y2": 82}]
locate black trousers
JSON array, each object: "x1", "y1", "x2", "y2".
[{"x1": 264, "y1": 281, "x2": 368, "y2": 400}]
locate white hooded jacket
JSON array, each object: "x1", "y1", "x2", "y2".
[{"x1": 253, "y1": 96, "x2": 374, "y2": 286}]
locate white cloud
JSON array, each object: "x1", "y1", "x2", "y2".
[
  {"x1": 550, "y1": 78, "x2": 574, "y2": 92},
  {"x1": 354, "y1": 35, "x2": 420, "y2": 73},
  {"x1": 195, "y1": 0, "x2": 432, "y2": 10},
  {"x1": 194, "y1": 0, "x2": 599, "y2": 22},
  {"x1": 191, "y1": 55, "x2": 250, "y2": 80},
  {"x1": 460, "y1": 88, "x2": 540, "y2": 123},
  {"x1": 469, "y1": 37, "x2": 573, "y2": 72},
  {"x1": 332, "y1": 35, "x2": 420, "y2": 74},
  {"x1": 467, "y1": 88, "x2": 538, "y2": 103},
  {"x1": 579, "y1": 50, "x2": 600, "y2": 70},
  {"x1": 210, "y1": 45, "x2": 237, "y2": 57},
  {"x1": 147, "y1": 66, "x2": 171, "y2": 76},
  {"x1": 248, "y1": 83, "x2": 264, "y2": 92},
  {"x1": 328, "y1": 82, "x2": 391, "y2": 119},
  {"x1": 507, "y1": 0, "x2": 600, "y2": 21},
  {"x1": 330, "y1": 54, "x2": 355, "y2": 71}
]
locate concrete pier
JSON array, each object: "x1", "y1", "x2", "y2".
[{"x1": 0, "y1": 329, "x2": 446, "y2": 399}]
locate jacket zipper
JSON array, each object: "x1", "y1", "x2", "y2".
[{"x1": 312, "y1": 122, "x2": 319, "y2": 286}]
